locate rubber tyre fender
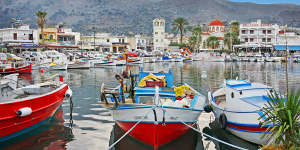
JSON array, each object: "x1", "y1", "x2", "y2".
[{"x1": 219, "y1": 113, "x2": 227, "y2": 129}]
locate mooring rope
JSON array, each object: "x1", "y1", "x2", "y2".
[
  {"x1": 180, "y1": 121, "x2": 248, "y2": 150},
  {"x1": 107, "y1": 109, "x2": 152, "y2": 150}
]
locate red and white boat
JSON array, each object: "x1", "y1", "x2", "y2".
[
  {"x1": 0, "y1": 64, "x2": 32, "y2": 74},
  {"x1": 0, "y1": 75, "x2": 72, "y2": 142},
  {"x1": 104, "y1": 68, "x2": 206, "y2": 149}
]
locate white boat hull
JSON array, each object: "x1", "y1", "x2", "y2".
[{"x1": 68, "y1": 61, "x2": 90, "y2": 69}]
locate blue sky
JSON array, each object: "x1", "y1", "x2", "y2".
[{"x1": 230, "y1": 0, "x2": 300, "y2": 5}]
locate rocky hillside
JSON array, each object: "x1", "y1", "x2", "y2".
[{"x1": 0, "y1": 0, "x2": 299, "y2": 34}]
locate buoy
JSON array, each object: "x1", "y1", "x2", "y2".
[
  {"x1": 201, "y1": 71, "x2": 207, "y2": 79},
  {"x1": 59, "y1": 76, "x2": 63, "y2": 82},
  {"x1": 65, "y1": 88, "x2": 73, "y2": 98},
  {"x1": 219, "y1": 113, "x2": 227, "y2": 129},
  {"x1": 17, "y1": 107, "x2": 32, "y2": 117}
]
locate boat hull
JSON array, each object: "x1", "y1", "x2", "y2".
[
  {"x1": 0, "y1": 84, "x2": 69, "y2": 142},
  {"x1": 68, "y1": 61, "x2": 90, "y2": 69},
  {"x1": 0, "y1": 65, "x2": 32, "y2": 74},
  {"x1": 49, "y1": 64, "x2": 68, "y2": 70},
  {"x1": 210, "y1": 102, "x2": 272, "y2": 145},
  {"x1": 117, "y1": 121, "x2": 193, "y2": 149},
  {"x1": 111, "y1": 106, "x2": 202, "y2": 149},
  {"x1": 94, "y1": 61, "x2": 116, "y2": 67}
]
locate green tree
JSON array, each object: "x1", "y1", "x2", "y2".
[
  {"x1": 188, "y1": 36, "x2": 197, "y2": 51},
  {"x1": 230, "y1": 22, "x2": 240, "y2": 36},
  {"x1": 206, "y1": 36, "x2": 220, "y2": 49},
  {"x1": 260, "y1": 89, "x2": 300, "y2": 149},
  {"x1": 224, "y1": 32, "x2": 240, "y2": 50},
  {"x1": 36, "y1": 11, "x2": 47, "y2": 47},
  {"x1": 191, "y1": 26, "x2": 202, "y2": 52},
  {"x1": 172, "y1": 17, "x2": 189, "y2": 44}
]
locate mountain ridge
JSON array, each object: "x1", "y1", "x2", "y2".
[{"x1": 0, "y1": 0, "x2": 300, "y2": 34}]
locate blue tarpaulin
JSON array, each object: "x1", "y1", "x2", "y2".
[{"x1": 274, "y1": 45, "x2": 300, "y2": 51}]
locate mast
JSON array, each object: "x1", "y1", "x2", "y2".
[{"x1": 284, "y1": 25, "x2": 289, "y2": 97}]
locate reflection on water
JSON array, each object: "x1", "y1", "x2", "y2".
[
  {"x1": 2, "y1": 62, "x2": 300, "y2": 150},
  {"x1": 1, "y1": 108, "x2": 74, "y2": 150}
]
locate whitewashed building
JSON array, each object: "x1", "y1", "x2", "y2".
[
  {"x1": 57, "y1": 28, "x2": 80, "y2": 46},
  {"x1": 80, "y1": 33, "x2": 128, "y2": 53},
  {"x1": 0, "y1": 24, "x2": 38, "y2": 46},
  {"x1": 239, "y1": 19, "x2": 279, "y2": 48}
]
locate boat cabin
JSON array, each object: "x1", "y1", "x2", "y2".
[
  {"x1": 134, "y1": 67, "x2": 176, "y2": 105},
  {"x1": 213, "y1": 80, "x2": 274, "y2": 111}
]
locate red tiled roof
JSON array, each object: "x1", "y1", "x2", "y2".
[{"x1": 209, "y1": 19, "x2": 224, "y2": 26}]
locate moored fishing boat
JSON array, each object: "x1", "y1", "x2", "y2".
[
  {"x1": 0, "y1": 64, "x2": 32, "y2": 74},
  {"x1": 0, "y1": 75, "x2": 72, "y2": 142},
  {"x1": 207, "y1": 79, "x2": 276, "y2": 145},
  {"x1": 93, "y1": 59, "x2": 116, "y2": 67},
  {"x1": 101, "y1": 67, "x2": 206, "y2": 149}
]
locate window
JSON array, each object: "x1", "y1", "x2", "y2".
[
  {"x1": 40, "y1": 34, "x2": 42, "y2": 39},
  {"x1": 156, "y1": 39, "x2": 158, "y2": 42},
  {"x1": 242, "y1": 30, "x2": 246, "y2": 34},
  {"x1": 267, "y1": 38, "x2": 271, "y2": 42},
  {"x1": 250, "y1": 38, "x2": 254, "y2": 42},
  {"x1": 262, "y1": 30, "x2": 266, "y2": 34},
  {"x1": 250, "y1": 30, "x2": 254, "y2": 34},
  {"x1": 29, "y1": 34, "x2": 33, "y2": 40},
  {"x1": 119, "y1": 39, "x2": 121, "y2": 43},
  {"x1": 155, "y1": 32, "x2": 158, "y2": 35},
  {"x1": 122, "y1": 39, "x2": 124, "y2": 43},
  {"x1": 267, "y1": 30, "x2": 272, "y2": 34},
  {"x1": 262, "y1": 38, "x2": 266, "y2": 42},
  {"x1": 107, "y1": 39, "x2": 110, "y2": 42},
  {"x1": 245, "y1": 38, "x2": 248, "y2": 42},
  {"x1": 13, "y1": 33, "x2": 17, "y2": 40},
  {"x1": 49, "y1": 35, "x2": 53, "y2": 40}
]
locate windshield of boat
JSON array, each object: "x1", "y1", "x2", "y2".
[{"x1": 138, "y1": 96, "x2": 172, "y2": 105}]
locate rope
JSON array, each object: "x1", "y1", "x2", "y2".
[
  {"x1": 107, "y1": 109, "x2": 152, "y2": 150},
  {"x1": 180, "y1": 121, "x2": 248, "y2": 150}
]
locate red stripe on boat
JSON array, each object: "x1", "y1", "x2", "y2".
[
  {"x1": 117, "y1": 121, "x2": 193, "y2": 149},
  {"x1": 227, "y1": 122, "x2": 268, "y2": 132},
  {"x1": 0, "y1": 64, "x2": 32, "y2": 74}
]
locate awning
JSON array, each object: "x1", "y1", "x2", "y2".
[{"x1": 274, "y1": 45, "x2": 300, "y2": 51}]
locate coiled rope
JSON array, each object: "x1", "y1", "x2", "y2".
[{"x1": 181, "y1": 121, "x2": 248, "y2": 150}]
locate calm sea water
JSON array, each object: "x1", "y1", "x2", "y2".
[{"x1": 1, "y1": 61, "x2": 300, "y2": 150}]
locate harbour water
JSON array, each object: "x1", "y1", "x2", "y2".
[{"x1": 1, "y1": 61, "x2": 300, "y2": 150}]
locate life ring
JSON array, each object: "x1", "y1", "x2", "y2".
[{"x1": 219, "y1": 113, "x2": 227, "y2": 129}]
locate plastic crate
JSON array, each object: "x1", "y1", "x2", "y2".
[{"x1": 146, "y1": 81, "x2": 164, "y2": 87}]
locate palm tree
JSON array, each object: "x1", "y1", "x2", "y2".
[
  {"x1": 231, "y1": 22, "x2": 240, "y2": 36},
  {"x1": 206, "y1": 36, "x2": 219, "y2": 49},
  {"x1": 188, "y1": 36, "x2": 197, "y2": 51},
  {"x1": 36, "y1": 11, "x2": 47, "y2": 47},
  {"x1": 224, "y1": 33, "x2": 231, "y2": 50},
  {"x1": 260, "y1": 89, "x2": 300, "y2": 149},
  {"x1": 172, "y1": 17, "x2": 189, "y2": 44},
  {"x1": 191, "y1": 26, "x2": 202, "y2": 52}
]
